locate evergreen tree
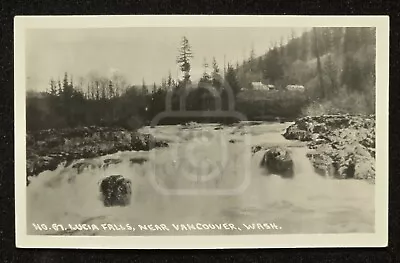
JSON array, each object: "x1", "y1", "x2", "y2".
[
  {"x1": 224, "y1": 64, "x2": 241, "y2": 97},
  {"x1": 313, "y1": 27, "x2": 326, "y2": 98},
  {"x1": 341, "y1": 54, "x2": 363, "y2": 92},
  {"x1": 201, "y1": 57, "x2": 211, "y2": 82},
  {"x1": 108, "y1": 80, "x2": 114, "y2": 98},
  {"x1": 341, "y1": 27, "x2": 366, "y2": 92},
  {"x1": 86, "y1": 83, "x2": 91, "y2": 99},
  {"x1": 62, "y1": 72, "x2": 74, "y2": 99},
  {"x1": 300, "y1": 31, "x2": 310, "y2": 61},
  {"x1": 161, "y1": 78, "x2": 167, "y2": 90},
  {"x1": 343, "y1": 27, "x2": 361, "y2": 54},
  {"x1": 152, "y1": 82, "x2": 157, "y2": 93},
  {"x1": 57, "y1": 78, "x2": 62, "y2": 95},
  {"x1": 324, "y1": 54, "x2": 339, "y2": 96},
  {"x1": 249, "y1": 44, "x2": 256, "y2": 65},
  {"x1": 262, "y1": 48, "x2": 284, "y2": 85},
  {"x1": 70, "y1": 75, "x2": 74, "y2": 89},
  {"x1": 331, "y1": 27, "x2": 345, "y2": 52},
  {"x1": 212, "y1": 57, "x2": 222, "y2": 90},
  {"x1": 167, "y1": 71, "x2": 173, "y2": 89},
  {"x1": 141, "y1": 78, "x2": 147, "y2": 95},
  {"x1": 278, "y1": 37, "x2": 285, "y2": 58},
  {"x1": 62, "y1": 72, "x2": 68, "y2": 93},
  {"x1": 100, "y1": 78, "x2": 107, "y2": 100},
  {"x1": 176, "y1": 36, "x2": 193, "y2": 84},
  {"x1": 48, "y1": 78, "x2": 58, "y2": 96},
  {"x1": 257, "y1": 57, "x2": 263, "y2": 71},
  {"x1": 282, "y1": 29, "x2": 302, "y2": 63}
]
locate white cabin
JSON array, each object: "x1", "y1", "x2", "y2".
[
  {"x1": 286, "y1": 85, "x2": 305, "y2": 92},
  {"x1": 251, "y1": 82, "x2": 275, "y2": 91}
]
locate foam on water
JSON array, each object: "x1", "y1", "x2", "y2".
[{"x1": 27, "y1": 123, "x2": 375, "y2": 235}]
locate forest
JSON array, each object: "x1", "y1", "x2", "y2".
[{"x1": 26, "y1": 27, "x2": 376, "y2": 131}]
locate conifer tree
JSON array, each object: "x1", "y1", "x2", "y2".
[
  {"x1": 176, "y1": 36, "x2": 193, "y2": 84},
  {"x1": 212, "y1": 57, "x2": 222, "y2": 90},
  {"x1": 141, "y1": 78, "x2": 147, "y2": 95}
]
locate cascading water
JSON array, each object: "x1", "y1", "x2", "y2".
[
  {"x1": 290, "y1": 147, "x2": 323, "y2": 182},
  {"x1": 27, "y1": 122, "x2": 375, "y2": 236}
]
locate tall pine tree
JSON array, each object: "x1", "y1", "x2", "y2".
[{"x1": 176, "y1": 36, "x2": 193, "y2": 85}]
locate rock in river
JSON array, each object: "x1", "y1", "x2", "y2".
[
  {"x1": 100, "y1": 175, "x2": 132, "y2": 207},
  {"x1": 260, "y1": 146, "x2": 294, "y2": 178},
  {"x1": 129, "y1": 157, "x2": 148, "y2": 165},
  {"x1": 103, "y1": 158, "x2": 123, "y2": 169},
  {"x1": 72, "y1": 161, "x2": 99, "y2": 174}
]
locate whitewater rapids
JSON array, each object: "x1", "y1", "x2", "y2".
[{"x1": 27, "y1": 122, "x2": 375, "y2": 235}]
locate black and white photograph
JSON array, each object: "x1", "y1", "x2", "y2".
[{"x1": 14, "y1": 16, "x2": 389, "y2": 249}]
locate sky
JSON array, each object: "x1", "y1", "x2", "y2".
[{"x1": 26, "y1": 27, "x2": 308, "y2": 92}]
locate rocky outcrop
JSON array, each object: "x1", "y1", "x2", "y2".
[
  {"x1": 181, "y1": 121, "x2": 201, "y2": 130},
  {"x1": 26, "y1": 126, "x2": 169, "y2": 181},
  {"x1": 99, "y1": 175, "x2": 132, "y2": 207},
  {"x1": 72, "y1": 161, "x2": 100, "y2": 174},
  {"x1": 103, "y1": 158, "x2": 123, "y2": 168},
  {"x1": 251, "y1": 145, "x2": 264, "y2": 155},
  {"x1": 283, "y1": 114, "x2": 375, "y2": 183},
  {"x1": 260, "y1": 146, "x2": 294, "y2": 178}
]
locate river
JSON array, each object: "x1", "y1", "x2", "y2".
[{"x1": 26, "y1": 122, "x2": 375, "y2": 235}]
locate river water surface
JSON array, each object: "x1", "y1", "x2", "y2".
[{"x1": 27, "y1": 122, "x2": 375, "y2": 235}]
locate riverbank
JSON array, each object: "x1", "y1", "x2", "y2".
[
  {"x1": 283, "y1": 114, "x2": 375, "y2": 183},
  {"x1": 26, "y1": 126, "x2": 169, "y2": 183}
]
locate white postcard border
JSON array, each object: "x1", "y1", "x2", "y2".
[{"x1": 14, "y1": 15, "x2": 389, "y2": 249}]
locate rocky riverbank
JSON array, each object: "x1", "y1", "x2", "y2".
[
  {"x1": 26, "y1": 126, "x2": 169, "y2": 183},
  {"x1": 283, "y1": 114, "x2": 375, "y2": 183}
]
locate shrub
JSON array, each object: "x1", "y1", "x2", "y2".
[{"x1": 302, "y1": 87, "x2": 375, "y2": 116}]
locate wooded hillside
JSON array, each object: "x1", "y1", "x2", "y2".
[
  {"x1": 236, "y1": 27, "x2": 376, "y2": 118},
  {"x1": 26, "y1": 27, "x2": 376, "y2": 131}
]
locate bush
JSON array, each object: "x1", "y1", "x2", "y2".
[
  {"x1": 236, "y1": 89, "x2": 308, "y2": 120},
  {"x1": 302, "y1": 87, "x2": 375, "y2": 116}
]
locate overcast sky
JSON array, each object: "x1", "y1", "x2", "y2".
[{"x1": 26, "y1": 27, "x2": 308, "y2": 91}]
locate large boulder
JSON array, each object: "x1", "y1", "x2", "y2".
[
  {"x1": 99, "y1": 175, "x2": 132, "y2": 207},
  {"x1": 260, "y1": 147, "x2": 294, "y2": 178}
]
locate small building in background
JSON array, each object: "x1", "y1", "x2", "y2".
[
  {"x1": 250, "y1": 82, "x2": 276, "y2": 91},
  {"x1": 285, "y1": 84, "x2": 305, "y2": 92}
]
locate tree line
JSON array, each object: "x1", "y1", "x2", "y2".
[
  {"x1": 26, "y1": 35, "x2": 243, "y2": 131},
  {"x1": 26, "y1": 27, "x2": 376, "y2": 131}
]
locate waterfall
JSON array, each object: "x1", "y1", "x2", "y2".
[
  {"x1": 290, "y1": 147, "x2": 321, "y2": 182},
  {"x1": 26, "y1": 122, "x2": 375, "y2": 235}
]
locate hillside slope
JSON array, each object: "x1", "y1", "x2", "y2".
[{"x1": 235, "y1": 27, "x2": 376, "y2": 118}]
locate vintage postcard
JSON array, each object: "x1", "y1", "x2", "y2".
[{"x1": 14, "y1": 15, "x2": 389, "y2": 249}]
